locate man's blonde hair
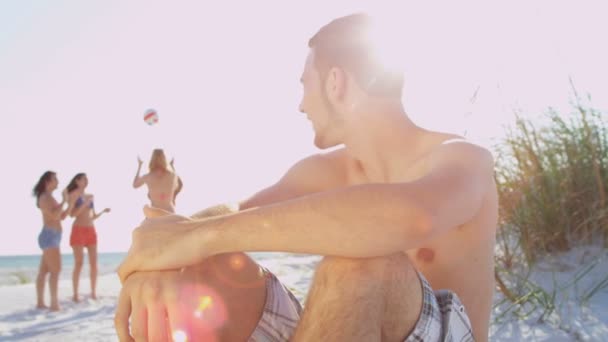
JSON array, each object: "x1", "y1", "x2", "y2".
[{"x1": 308, "y1": 13, "x2": 404, "y2": 98}]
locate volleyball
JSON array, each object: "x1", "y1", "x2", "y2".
[{"x1": 143, "y1": 109, "x2": 159, "y2": 125}]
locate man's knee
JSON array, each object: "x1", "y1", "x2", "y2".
[{"x1": 297, "y1": 254, "x2": 420, "y2": 341}]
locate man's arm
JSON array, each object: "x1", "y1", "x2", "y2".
[
  {"x1": 122, "y1": 143, "x2": 494, "y2": 277},
  {"x1": 194, "y1": 141, "x2": 494, "y2": 258},
  {"x1": 190, "y1": 203, "x2": 238, "y2": 218},
  {"x1": 192, "y1": 152, "x2": 344, "y2": 217},
  {"x1": 115, "y1": 151, "x2": 341, "y2": 338},
  {"x1": 116, "y1": 199, "x2": 271, "y2": 341}
]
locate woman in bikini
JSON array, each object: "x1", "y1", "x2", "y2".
[
  {"x1": 33, "y1": 171, "x2": 72, "y2": 311},
  {"x1": 66, "y1": 173, "x2": 110, "y2": 301},
  {"x1": 133, "y1": 149, "x2": 183, "y2": 213}
]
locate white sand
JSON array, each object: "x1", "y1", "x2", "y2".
[
  {"x1": 0, "y1": 273, "x2": 120, "y2": 341},
  {"x1": 1, "y1": 251, "x2": 607, "y2": 341},
  {"x1": 490, "y1": 246, "x2": 608, "y2": 341}
]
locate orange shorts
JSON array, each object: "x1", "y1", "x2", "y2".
[{"x1": 70, "y1": 226, "x2": 97, "y2": 246}]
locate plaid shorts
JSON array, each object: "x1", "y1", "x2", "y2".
[
  {"x1": 248, "y1": 269, "x2": 473, "y2": 342},
  {"x1": 248, "y1": 269, "x2": 303, "y2": 342},
  {"x1": 405, "y1": 273, "x2": 475, "y2": 342}
]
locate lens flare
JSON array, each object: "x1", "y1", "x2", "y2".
[
  {"x1": 229, "y1": 254, "x2": 245, "y2": 271},
  {"x1": 182, "y1": 285, "x2": 228, "y2": 329},
  {"x1": 195, "y1": 295, "x2": 213, "y2": 317},
  {"x1": 172, "y1": 330, "x2": 187, "y2": 342}
]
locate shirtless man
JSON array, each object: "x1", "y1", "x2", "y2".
[
  {"x1": 116, "y1": 13, "x2": 497, "y2": 341},
  {"x1": 133, "y1": 149, "x2": 183, "y2": 212}
]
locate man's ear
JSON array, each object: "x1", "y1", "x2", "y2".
[{"x1": 325, "y1": 67, "x2": 347, "y2": 104}]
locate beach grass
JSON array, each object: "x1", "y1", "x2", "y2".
[{"x1": 493, "y1": 89, "x2": 608, "y2": 324}]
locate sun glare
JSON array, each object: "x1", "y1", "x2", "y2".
[
  {"x1": 197, "y1": 295, "x2": 213, "y2": 313},
  {"x1": 366, "y1": 15, "x2": 407, "y2": 78},
  {"x1": 172, "y1": 330, "x2": 187, "y2": 342}
]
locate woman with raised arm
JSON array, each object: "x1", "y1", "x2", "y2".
[
  {"x1": 33, "y1": 171, "x2": 72, "y2": 311},
  {"x1": 133, "y1": 149, "x2": 182, "y2": 212},
  {"x1": 66, "y1": 173, "x2": 110, "y2": 301}
]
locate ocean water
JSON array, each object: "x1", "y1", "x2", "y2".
[
  {"x1": 0, "y1": 252, "x2": 127, "y2": 286},
  {"x1": 0, "y1": 252, "x2": 321, "y2": 294}
]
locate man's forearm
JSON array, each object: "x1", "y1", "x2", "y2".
[
  {"x1": 191, "y1": 203, "x2": 239, "y2": 219},
  {"x1": 192, "y1": 184, "x2": 433, "y2": 259}
]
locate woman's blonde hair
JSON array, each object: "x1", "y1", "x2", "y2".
[{"x1": 149, "y1": 149, "x2": 170, "y2": 172}]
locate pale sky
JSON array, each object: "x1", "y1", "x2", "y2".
[{"x1": 1, "y1": 1, "x2": 606, "y2": 255}]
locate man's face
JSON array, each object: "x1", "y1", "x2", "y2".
[{"x1": 298, "y1": 50, "x2": 344, "y2": 149}]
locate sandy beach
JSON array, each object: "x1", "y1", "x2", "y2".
[{"x1": 1, "y1": 250, "x2": 607, "y2": 341}]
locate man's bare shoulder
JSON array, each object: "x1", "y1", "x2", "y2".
[
  {"x1": 240, "y1": 149, "x2": 350, "y2": 208},
  {"x1": 292, "y1": 148, "x2": 347, "y2": 173},
  {"x1": 300, "y1": 148, "x2": 348, "y2": 166},
  {"x1": 436, "y1": 138, "x2": 493, "y2": 167},
  {"x1": 423, "y1": 133, "x2": 494, "y2": 169},
  {"x1": 281, "y1": 148, "x2": 349, "y2": 190}
]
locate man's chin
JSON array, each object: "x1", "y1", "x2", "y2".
[
  {"x1": 314, "y1": 136, "x2": 339, "y2": 150},
  {"x1": 313, "y1": 134, "x2": 324, "y2": 149}
]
